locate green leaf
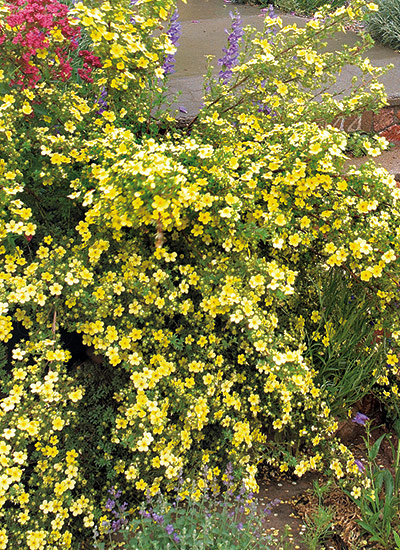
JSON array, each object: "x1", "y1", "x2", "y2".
[
  {"x1": 374, "y1": 470, "x2": 385, "y2": 493},
  {"x1": 358, "y1": 520, "x2": 379, "y2": 536},
  {"x1": 394, "y1": 419, "x2": 400, "y2": 439},
  {"x1": 370, "y1": 434, "x2": 386, "y2": 461},
  {"x1": 383, "y1": 469, "x2": 395, "y2": 500}
]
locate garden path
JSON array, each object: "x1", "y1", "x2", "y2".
[{"x1": 169, "y1": 0, "x2": 400, "y2": 116}]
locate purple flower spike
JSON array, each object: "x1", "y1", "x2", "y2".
[
  {"x1": 352, "y1": 412, "x2": 369, "y2": 426},
  {"x1": 105, "y1": 498, "x2": 115, "y2": 511},
  {"x1": 173, "y1": 533, "x2": 181, "y2": 543},
  {"x1": 152, "y1": 512, "x2": 164, "y2": 524},
  {"x1": 237, "y1": 522, "x2": 244, "y2": 531},
  {"x1": 354, "y1": 459, "x2": 365, "y2": 473},
  {"x1": 218, "y1": 11, "x2": 243, "y2": 84},
  {"x1": 97, "y1": 87, "x2": 108, "y2": 114},
  {"x1": 165, "y1": 524, "x2": 174, "y2": 535},
  {"x1": 163, "y1": 10, "x2": 181, "y2": 75}
]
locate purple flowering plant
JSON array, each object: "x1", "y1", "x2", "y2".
[
  {"x1": 218, "y1": 11, "x2": 244, "y2": 84},
  {"x1": 94, "y1": 466, "x2": 281, "y2": 549},
  {"x1": 163, "y1": 9, "x2": 181, "y2": 75},
  {"x1": 352, "y1": 412, "x2": 370, "y2": 426}
]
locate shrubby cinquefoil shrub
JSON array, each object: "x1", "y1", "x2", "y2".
[{"x1": 0, "y1": 0, "x2": 399, "y2": 548}]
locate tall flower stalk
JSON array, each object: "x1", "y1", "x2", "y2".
[
  {"x1": 218, "y1": 11, "x2": 243, "y2": 85},
  {"x1": 162, "y1": 9, "x2": 181, "y2": 75}
]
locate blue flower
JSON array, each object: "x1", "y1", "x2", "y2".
[
  {"x1": 105, "y1": 498, "x2": 115, "y2": 511},
  {"x1": 352, "y1": 412, "x2": 369, "y2": 426},
  {"x1": 163, "y1": 10, "x2": 181, "y2": 75},
  {"x1": 354, "y1": 459, "x2": 365, "y2": 472},
  {"x1": 218, "y1": 11, "x2": 243, "y2": 84}
]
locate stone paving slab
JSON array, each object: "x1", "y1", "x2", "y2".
[
  {"x1": 256, "y1": 475, "x2": 316, "y2": 549},
  {"x1": 345, "y1": 144, "x2": 400, "y2": 180}
]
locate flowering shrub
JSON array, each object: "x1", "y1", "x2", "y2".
[
  {"x1": 0, "y1": 0, "x2": 98, "y2": 88},
  {"x1": 0, "y1": 0, "x2": 399, "y2": 549}
]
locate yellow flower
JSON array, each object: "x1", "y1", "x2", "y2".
[
  {"x1": 275, "y1": 214, "x2": 286, "y2": 226},
  {"x1": 289, "y1": 233, "x2": 301, "y2": 247},
  {"x1": 351, "y1": 486, "x2": 362, "y2": 499},
  {"x1": 229, "y1": 157, "x2": 239, "y2": 170},
  {"x1": 309, "y1": 143, "x2": 322, "y2": 154},
  {"x1": 52, "y1": 417, "x2": 65, "y2": 431},
  {"x1": 22, "y1": 103, "x2": 33, "y2": 115},
  {"x1": 49, "y1": 283, "x2": 63, "y2": 296},
  {"x1": 276, "y1": 81, "x2": 288, "y2": 95},
  {"x1": 360, "y1": 269, "x2": 373, "y2": 282},
  {"x1": 69, "y1": 389, "x2": 84, "y2": 402}
]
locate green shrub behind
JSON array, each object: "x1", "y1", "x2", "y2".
[{"x1": 368, "y1": 0, "x2": 400, "y2": 50}]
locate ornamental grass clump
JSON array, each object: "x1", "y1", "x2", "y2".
[
  {"x1": 367, "y1": 0, "x2": 400, "y2": 51},
  {"x1": 0, "y1": 0, "x2": 400, "y2": 548}
]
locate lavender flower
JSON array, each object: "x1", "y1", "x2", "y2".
[
  {"x1": 97, "y1": 86, "x2": 108, "y2": 114},
  {"x1": 165, "y1": 524, "x2": 174, "y2": 535},
  {"x1": 105, "y1": 498, "x2": 115, "y2": 511},
  {"x1": 163, "y1": 10, "x2": 181, "y2": 75},
  {"x1": 218, "y1": 11, "x2": 243, "y2": 84},
  {"x1": 352, "y1": 412, "x2": 369, "y2": 426},
  {"x1": 112, "y1": 519, "x2": 124, "y2": 532},
  {"x1": 354, "y1": 459, "x2": 365, "y2": 473},
  {"x1": 152, "y1": 512, "x2": 164, "y2": 524},
  {"x1": 108, "y1": 486, "x2": 122, "y2": 499}
]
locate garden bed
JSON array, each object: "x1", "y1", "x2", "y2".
[{"x1": 1, "y1": 1, "x2": 400, "y2": 549}]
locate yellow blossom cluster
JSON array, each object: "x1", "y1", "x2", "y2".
[{"x1": 0, "y1": 0, "x2": 399, "y2": 548}]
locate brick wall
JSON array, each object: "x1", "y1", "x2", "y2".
[{"x1": 332, "y1": 96, "x2": 400, "y2": 143}]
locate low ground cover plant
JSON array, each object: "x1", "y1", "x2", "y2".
[
  {"x1": 235, "y1": 0, "x2": 347, "y2": 17},
  {"x1": 93, "y1": 473, "x2": 281, "y2": 549},
  {"x1": 0, "y1": 0, "x2": 399, "y2": 548}
]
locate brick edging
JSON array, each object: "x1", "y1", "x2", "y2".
[{"x1": 332, "y1": 96, "x2": 400, "y2": 142}]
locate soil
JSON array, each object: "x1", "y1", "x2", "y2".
[{"x1": 254, "y1": 396, "x2": 399, "y2": 550}]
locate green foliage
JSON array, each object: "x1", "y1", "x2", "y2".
[
  {"x1": 274, "y1": 0, "x2": 345, "y2": 16},
  {"x1": 345, "y1": 131, "x2": 386, "y2": 158},
  {"x1": 301, "y1": 505, "x2": 335, "y2": 549},
  {"x1": 346, "y1": 421, "x2": 400, "y2": 549},
  {"x1": 368, "y1": 0, "x2": 400, "y2": 50},
  {"x1": 301, "y1": 269, "x2": 388, "y2": 416},
  {"x1": 94, "y1": 480, "x2": 281, "y2": 550}
]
